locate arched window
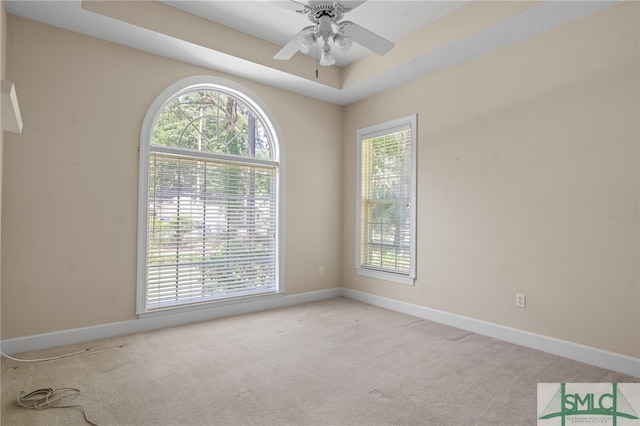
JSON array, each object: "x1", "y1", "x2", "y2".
[{"x1": 137, "y1": 76, "x2": 283, "y2": 314}]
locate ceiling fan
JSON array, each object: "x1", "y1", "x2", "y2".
[{"x1": 273, "y1": 0, "x2": 395, "y2": 67}]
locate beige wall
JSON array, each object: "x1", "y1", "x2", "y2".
[
  {"x1": 1, "y1": 16, "x2": 343, "y2": 339},
  {"x1": 0, "y1": 0, "x2": 6, "y2": 338},
  {"x1": 342, "y1": 2, "x2": 639, "y2": 358}
]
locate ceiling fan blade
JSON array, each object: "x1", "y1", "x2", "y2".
[
  {"x1": 274, "y1": 37, "x2": 303, "y2": 60},
  {"x1": 274, "y1": 28, "x2": 314, "y2": 60},
  {"x1": 340, "y1": 21, "x2": 394, "y2": 56},
  {"x1": 265, "y1": 0, "x2": 309, "y2": 12},
  {"x1": 289, "y1": 0, "x2": 313, "y2": 14},
  {"x1": 338, "y1": 1, "x2": 367, "y2": 12}
]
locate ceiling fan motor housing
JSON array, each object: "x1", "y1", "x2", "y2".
[{"x1": 307, "y1": 2, "x2": 344, "y2": 24}]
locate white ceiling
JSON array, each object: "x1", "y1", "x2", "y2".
[
  {"x1": 163, "y1": 0, "x2": 468, "y2": 67},
  {"x1": 4, "y1": 0, "x2": 620, "y2": 105}
]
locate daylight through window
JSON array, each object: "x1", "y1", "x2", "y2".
[
  {"x1": 356, "y1": 114, "x2": 416, "y2": 285},
  {"x1": 138, "y1": 78, "x2": 281, "y2": 313}
]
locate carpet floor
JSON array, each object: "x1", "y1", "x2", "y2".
[{"x1": 1, "y1": 297, "x2": 638, "y2": 425}]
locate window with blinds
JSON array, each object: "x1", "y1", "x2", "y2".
[
  {"x1": 138, "y1": 78, "x2": 281, "y2": 313},
  {"x1": 356, "y1": 114, "x2": 416, "y2": 285}
]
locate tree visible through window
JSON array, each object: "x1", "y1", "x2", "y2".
[
  {"x1": 138, "y1": 78, "x2": 281, "y2": 313},
  {"x1": 356, "y1": 114, "x2": 416, "y2": 285}
]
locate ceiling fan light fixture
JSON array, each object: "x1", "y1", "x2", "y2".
[
  {"x1": 319, "y1": 48, "x2": 336, "y2": 66},
  {"x1": 333, "y1": 34, "x2": 353, "y2": 53},
  {"x1": 298, "y1": 33, "x2": 316, "y2": 54}
]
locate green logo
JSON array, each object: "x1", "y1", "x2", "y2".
[{"x1": 538, "y1": 383, "x2": 639, "y2": 426}]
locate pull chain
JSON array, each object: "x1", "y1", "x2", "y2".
[{"x1": 315, "y1": 38, "x2": 319, "y2": 79}]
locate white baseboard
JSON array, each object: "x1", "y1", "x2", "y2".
[
  {"x1": 0, "y1": 288, "x2": 342, "y2": 356},
  {"x1": 2, "y1": 286, "x2": 638, "y2": 378},
  {"x1": 341, "y1": 288, "x2": 640, "y2": 378}
]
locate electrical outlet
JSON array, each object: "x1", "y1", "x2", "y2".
[
  {"x1": 318, "y1": 266, "x2": 324, "y2": 276},
  {"x1": 516, "y1": 293, "x2": 526, "y2": 308}
]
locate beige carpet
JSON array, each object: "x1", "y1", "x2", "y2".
[{"x1": 1, "y1": 297, "x2": 637, "y2": 425}]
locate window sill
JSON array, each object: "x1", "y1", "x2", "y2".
[
  {"x1": 356, "y1": 267, "x2": 415, "y2": 286},
  {"x1": 138, "y1": 291, "x2": 285, "y2": 319}
]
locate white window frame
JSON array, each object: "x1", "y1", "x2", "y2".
[
  {"x1": 355, "y1": 114, "x2": 417, "y2": 286},
  {"x1": 137, "y1": 76, "x2": 285, "y2": 317}
]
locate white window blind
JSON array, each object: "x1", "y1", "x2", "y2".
[
  {"x1": 138, "y1": 78, "x2": 282, "y2": 314},
  {"x1": 146, "y1": 153, "x2": 278, "y2": 310},
  {"x1": 356, "y1": 115, "x2": 416, "y2": 285}
]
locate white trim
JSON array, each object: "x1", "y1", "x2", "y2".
[
  {"x1": 0, "y1": 288, "x2": 341, "y2": 356},
  {"x1": 151, "y1": 145, "x2": 280, "y2": 168},
  {"x1": 341, "y1": 288, "x2": 640, "y2": 378},
  {"x1": 1, "y1": 80, "x2": 23, "y2": 134},
  {"x1": 138, "y1": 291, "x2": 285, "y2": 319},
  {"x1": 356, "y1": 267, "x2": 414, "y2": 286}
]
